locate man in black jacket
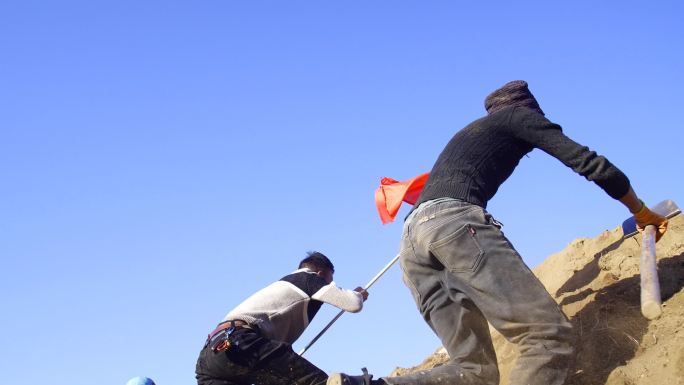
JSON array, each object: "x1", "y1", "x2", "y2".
[
  {"x1": 375, "y1": 81, "x2": 668, "y2": 385},
  {"x1": 196, "y1": 251, "x2": 369, "y2": 385}
]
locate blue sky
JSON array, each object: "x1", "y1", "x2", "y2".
[{"x1": 1, "y1": 1, "x2": 682, "y2": 384}]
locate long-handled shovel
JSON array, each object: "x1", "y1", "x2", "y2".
[
  {"x1": 298, "y1": 254, "x2": 401, "y2": 356},
  {"x1": 621, "y1": 199, "x2": 680, "y2": 319}
]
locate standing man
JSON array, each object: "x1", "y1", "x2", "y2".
[
  {"x1": 381, "y1": 80, "x2": 668, "y2": 385},
  {"x1": 196, "y1": 251, "x2": 369, "y2": 385}
]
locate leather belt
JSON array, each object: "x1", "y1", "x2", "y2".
[{"x1": 207, "y1": 319, "x2": 251, "y2": 341}]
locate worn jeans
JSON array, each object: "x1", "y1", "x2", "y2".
[
  {"x1": 195, "y1": 328, "x2": 328, "y2": 385},
  {"x1": 385, "y1": 198, "x2": 573, "y2": 385}
]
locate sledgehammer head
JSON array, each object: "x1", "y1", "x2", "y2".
[{"x1": 622, "y1": 199, "x2": 680, "y2": 238}]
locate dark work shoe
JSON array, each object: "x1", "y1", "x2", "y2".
[{"x1": 328, "y1": 368, "x2": 383, "y2": 385}]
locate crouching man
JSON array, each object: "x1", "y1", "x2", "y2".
[{"x1": 196, "y1": 251, "x2": 369, "y2": 385}]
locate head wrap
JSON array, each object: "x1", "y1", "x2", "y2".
[{"x1": 484, "y1": 80, "x2": 544, "y2": 115}]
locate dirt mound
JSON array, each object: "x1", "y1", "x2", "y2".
[{"x1": 391, "y1": 215, "x2": 684, "y2": 385}]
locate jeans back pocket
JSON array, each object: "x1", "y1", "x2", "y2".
[{"x1": 429, "y1": 224, "x2": 485, "y2": 273}]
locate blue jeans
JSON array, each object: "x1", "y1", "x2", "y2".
[{"x1": 386, "y1": 199, "x2": 573, "y2": 385}]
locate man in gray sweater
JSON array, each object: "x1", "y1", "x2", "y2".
[{"x1": 196, "y1": 251, "x2": 368, "y2": 385}]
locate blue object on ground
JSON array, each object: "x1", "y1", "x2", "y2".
[{"x1": 126, "y1": 376, "x2": 156, "y2": 385}]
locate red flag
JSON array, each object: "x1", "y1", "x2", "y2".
[{"x1": 375, "y1": 173, "x2": 429, "y2": 224}]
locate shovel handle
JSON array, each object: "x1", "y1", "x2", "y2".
[{"x1": 640, "y1": 225, "x2": 662, "y2": 319}]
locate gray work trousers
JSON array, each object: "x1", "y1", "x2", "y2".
[{"x1": 386, "y1": 198, "x2": 573, "y2": 385}]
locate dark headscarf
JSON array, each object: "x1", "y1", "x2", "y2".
[{"x1": 484, "y1": 80, "x2": 544, "y2": 115}]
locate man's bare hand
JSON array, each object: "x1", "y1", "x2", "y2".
[{"x1": 354, "y1": 287, "x2": 369, "y2": 301}]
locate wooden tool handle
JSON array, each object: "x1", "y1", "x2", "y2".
[{"x1": 640, "y1": 225, "x2": 662, "y2": 319}]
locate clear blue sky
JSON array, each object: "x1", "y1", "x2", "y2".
[{"x1": 1, "y1": 1, "x2": 682, "y2": 384}]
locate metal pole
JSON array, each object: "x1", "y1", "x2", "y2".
[{"x1": 298, "y1": 254, "x2": 400, "y2": 356}]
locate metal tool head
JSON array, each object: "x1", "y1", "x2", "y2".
[{"x1": 622, "y1": 199, "x2": 680, "y2": 238}]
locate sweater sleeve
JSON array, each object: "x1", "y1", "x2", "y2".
[
  {"x1": 311, "y1": 282, "x2": 364, "y2": 313},
  {"x1": 511, "y1": 107, "x2": 631, "y2": 200}
]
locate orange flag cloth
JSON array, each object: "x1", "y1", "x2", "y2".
[{"x1": 375, "y1": 173, "x2": 429, "y2": 224}]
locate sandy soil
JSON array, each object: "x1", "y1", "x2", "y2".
[{"x1": 390, "y1": 215, "x2": 684, "y2": 385}]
